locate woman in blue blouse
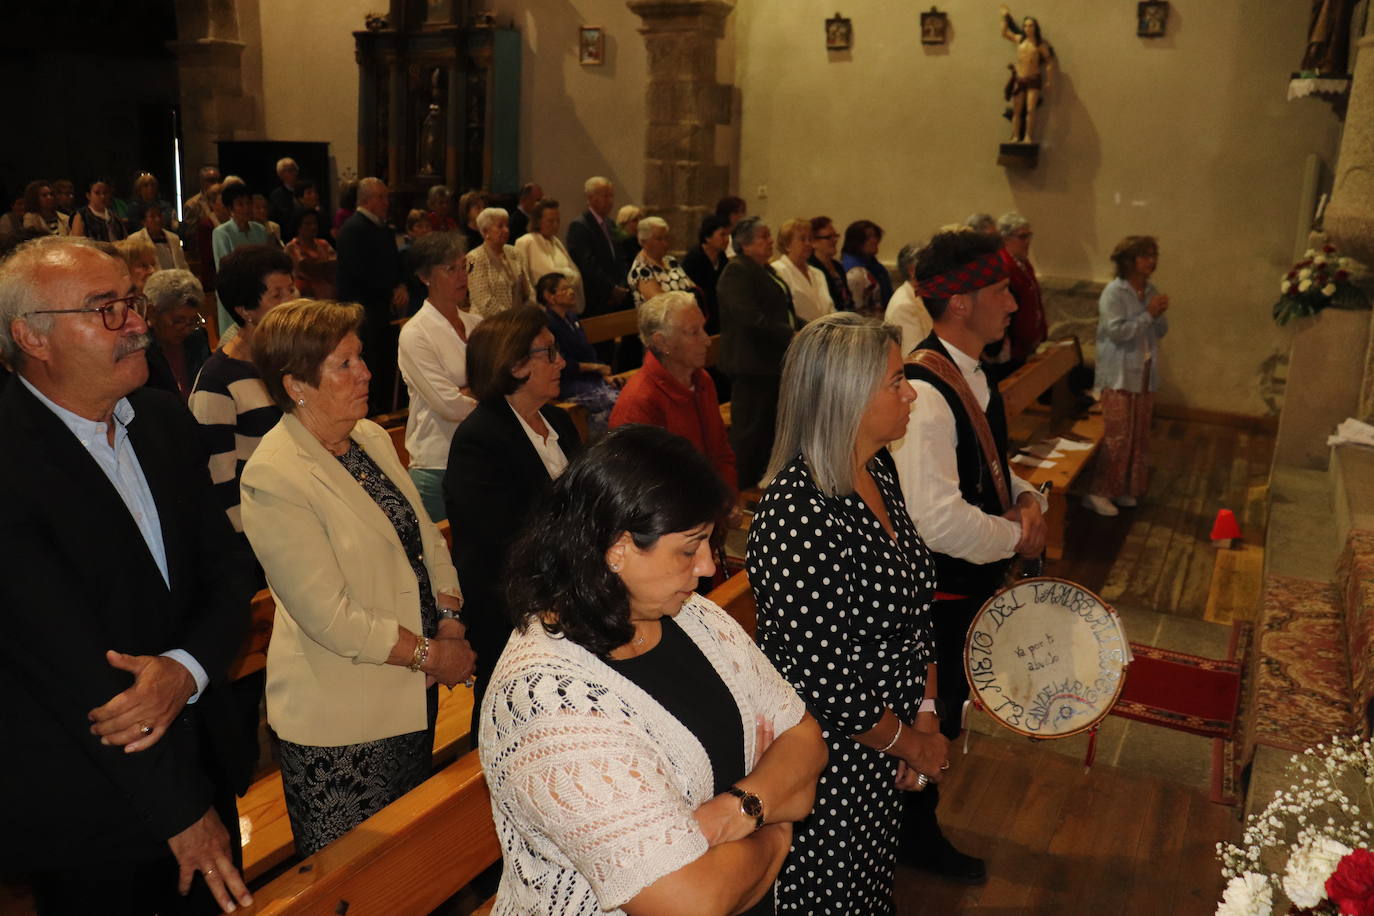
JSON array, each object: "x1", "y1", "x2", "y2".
[
  {"x1": 537, "y1": 271, "x2": 619, "y2": 436},
  {"x1": 1084, "y1": 235, "x2": 1170, "y2": 517}
]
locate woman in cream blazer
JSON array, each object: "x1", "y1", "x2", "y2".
[{"x1": 241, "y1": 299, "x2": 476, "y2": 856}]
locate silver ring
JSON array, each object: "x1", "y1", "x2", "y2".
[
  {"x1": 139, "y1": 723, "x2": 153, "y2": 736},
  {"x1": 204, "y1": 867, "x2": 217, "y2": 877},
  {"x1": 916, "y1": 772, "x2": 930, "y2": 788},
  {"x1": 464, "y1": 677, "x2": 475, "y2": 688}
]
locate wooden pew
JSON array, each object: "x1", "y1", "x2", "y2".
[
  {"x1": 711, "y1": 570, "x2": 757, "y2": 638},
  {"x1": 240, "y1": 751, "x2": 498, "y2": 915},
  {"x1": 579, "y1": 308, "x2": 639, "y2": 345}
]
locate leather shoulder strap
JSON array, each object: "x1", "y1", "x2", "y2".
[{"x1": 909, "y1": 349, "x2": 1012, "y2": 512}]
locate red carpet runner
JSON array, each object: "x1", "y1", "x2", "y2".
[{"x1": 1112, "y1": 643, "x2": 1242, "y2": 739}]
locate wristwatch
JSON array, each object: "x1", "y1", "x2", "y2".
[{"x1": 727, "y1": 785, "x2": 765, "y2": 831}]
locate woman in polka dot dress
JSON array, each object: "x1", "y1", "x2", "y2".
[{"x1": 747, "y1": 313, "x2": 951, "y2": 914}]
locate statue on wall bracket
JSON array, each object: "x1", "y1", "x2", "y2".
[{"x1": 997, "y1": 4, "x2": 1055, "y2": 168}]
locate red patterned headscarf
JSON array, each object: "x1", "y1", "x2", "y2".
[{"x1": 916, "y1": 250, "x2": 1007, "y2": 299}]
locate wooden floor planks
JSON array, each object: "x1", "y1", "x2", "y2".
[{"x1": 896, "y1": 733, "x2": 1236, "y2": 915}]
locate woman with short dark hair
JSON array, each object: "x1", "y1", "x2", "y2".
[
  {"x1": 681, "y1": 214, "x2": 730, "y2": 332},
  {"x1": 537, "y1": 270, "x2": 618, "y2": 435},
  {"x1": 142, "y1": 269, "x2": 210, "y2": 403},
  {"x1": 841, "y1": 219, "x2": 892, "y2": 312},
  {"x1": 480, "y1": 424, "x2": 827, "y2": 915},
  {"x1": 808, "y1": 216, "x2": 855, "y2": 313},
  {"x1": 22, "y1": 181, "x2": 70, "y2": 237},
  {"x1": 242, "y1": 298, "x2": 475, "y2": 857},
  {"x1": 71, "y1": 179, "x2": 127, "y2": 243},
  {"x1": 443, "y1": 305, "x2": 583, "y2": 735},
  {"x1": 515, "y1": 198, "x2": 583, "y2": 310}
]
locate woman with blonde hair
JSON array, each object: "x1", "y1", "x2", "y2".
[{"x1": 771, "y1": 218, "x2": 834, "y2": 323}]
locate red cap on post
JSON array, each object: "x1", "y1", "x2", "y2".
[{"x1": 1210, "y1": 509, "x2": 1242, "y2": 542}]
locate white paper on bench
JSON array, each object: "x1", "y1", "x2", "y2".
[
  {"x1": 1023, "y1": 442, "x2": 1066, "y2": 459},
  {"x1": 1011, "y1": 454, "x2": 1058, "y2": 468},
  {"x1": 1049, "y1": 437, "x2": 1095, "y2": 452}
]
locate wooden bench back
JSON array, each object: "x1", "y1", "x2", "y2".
[
  {"x1": 998, "y1": 339, "x2": 1080, "y2": 422},
  {"x1": 708, "y1": 570, "x2": 757, "y2": 638},
  {"x1": 580, "y1": 308, "x2": 639, "y2": 345},
  {"x1": 240, "y1": 751, "x2": 498, "y2": 914}
]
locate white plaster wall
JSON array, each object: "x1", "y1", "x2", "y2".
[{"x1": 733, "y1": 1, "x2": 1345, "y2": 417}]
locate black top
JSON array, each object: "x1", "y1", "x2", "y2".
[
  {"x1": 717, "y1": 256, "x2": 796, "y2": 379},
  {"x1": 905, "y1": 332, "x2": 1013, "y2": 597},
  {"x1": 682, "y1": 245, "x2": 726, "y2": 334},
  {"x1": 605, "y1": 616, "x2": 773, "y2": 916},
  {"x1": 335, "y1": 442, "x2": 437, "y2": 638}
]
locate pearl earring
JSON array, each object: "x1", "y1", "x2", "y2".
[
  {"x1": 296, "y1": 398, "x2": 305, "y2": 407},
  {"x1": 609, "y1": 563, "x2": 621, "y2": 573}
]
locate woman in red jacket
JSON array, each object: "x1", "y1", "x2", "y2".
[{"x1": 609, "y1": 290, "x2": 737, "y2": 497}]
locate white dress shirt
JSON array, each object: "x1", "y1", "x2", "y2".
[
  {"x1": 889, "y1": 335, "x2": 1046, "y2": 565},
  {"x1": 510, "y1": 401, "x2": 568, "y2": 478},
  {"x1": 398, "y1": 301, "x2": 482, "y2": 469},
  {"x1": 884, "y1": 281, "x2": 933, "y2": 356},
  {"x1": 18, "y1": 375, "x2": 209, "y2": 700},
  {"x1": 770, "y1": 255, "x2": 834, "y2": 323}
]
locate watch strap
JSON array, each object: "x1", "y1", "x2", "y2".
[{"x1": 726, "y1": 785, "x2": 765, "y2": 831}]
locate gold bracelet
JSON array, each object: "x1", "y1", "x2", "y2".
[
  {"x1": 878, "y1": 719, "x2": 903, "y2": 754},
  {"x1": 407, "y1": 635, "x2": 430, "y2": 672}
]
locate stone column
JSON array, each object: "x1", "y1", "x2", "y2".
[
  {"x1": 1325, "y1": 33, "x2": 1374, "y2": 265},
  {"x1": 168, "y1": 0, "x2": 260, "y2": 173},
  {"x1": 627, "y1": 0, "x2": 735, "y2": 252}
]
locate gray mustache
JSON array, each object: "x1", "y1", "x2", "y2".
[{"x1": 115, "y1": 333, "x2": 151, "y2": 359}]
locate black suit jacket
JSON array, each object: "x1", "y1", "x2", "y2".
[
  {"x1": 508, "y1": 206, "x2": 530, "y2": 241},
  {"x1": 335, "y1": 210, "x2": 399, "y2": 318},
  {"x1": 566, "y1": 210, "x2": 626, "y2": 316},
  {"x1": 0, "y1": 382, "x2": 255, "y2": 871},
  {"x1": 717, "y1": 256, "x2": 796, "y2": 378},
  {"x1": 442, "y1": 399, "x2": 582, "y2": 702}
]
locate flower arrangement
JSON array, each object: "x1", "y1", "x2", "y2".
[
  {"x1": 1273, "y1": 245, "x2": 1370, "y2": 325},
  {"x1": 1217, "y1": 736, "x2": 1374, "y2": 915}
]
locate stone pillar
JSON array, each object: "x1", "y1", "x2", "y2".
[
  {"x1": 627, "y1": 0, "x2": 735, "y2": 252},
  {"x1": 169, "y1": 0, "x2": 260, "y2": 174}
]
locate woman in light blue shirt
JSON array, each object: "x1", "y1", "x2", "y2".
[{"x1": 1084, "y1": 235, "x2": 1170, "y2": 517}]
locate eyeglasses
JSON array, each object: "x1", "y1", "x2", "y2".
[
  {"x1": 813, "y1": 232, "x2": 838, "y2": 241},
  {"x1": 528, "y1": 342, "x2": 561, "y2": 364},
  {"x1": 1013, "y1": 232, "x2": 1034, "y2": 240},
  {"x1": 23, "y1": 293, "x2": 148, "y2": 331},
  {"x1": 168, "y1": 312, "x2": 207, "y2": 330}
]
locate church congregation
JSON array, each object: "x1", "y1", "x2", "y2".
[{"x1": 1, "y1": 1, "x2": 1367, "y2": 914}]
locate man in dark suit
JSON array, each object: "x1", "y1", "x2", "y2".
[
  {"x1": 267, "y1": 156, "x2": 300, "y2": 240},
  {"x1": 565, "y1": 176, "x2": 628, "y2": 318},
  {"x1": 507, "y1": 181, "x2": 542, "y2": 240},
  {"x1": 0, "y1": 237, "x2": 256, "y2": 914},
  {"x1": 717, "y1": 216, "x2": 797, "y2": 489},
  {"x1": 442, "y1": 306, "x2": 584, "y2": 738},
  {"x1": 336, "y1": 177, "x2": 405, "y2": 414}
]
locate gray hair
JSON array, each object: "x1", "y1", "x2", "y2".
[
  {"x1": 964, "y1": 212, "x2": 996, "y2": 234},
  {"x1": 275, "y1": 157, "x2": 299, "y2": 177},
  {"x1": 997, "y1": 211, "x2": 1030, "y2": 237},
  {"x1": 636, "y1": 215, "x2": 668, "y2": 243},
  {"x1": 409, "y1": 231, "x2": 467, "y2": 280},
  {"x1": 763, "y1": 312, "x2": 901, "y2": 496},
  {"x1": 427, "y1": 185, "x2": 451, "y2": 209},
  {"x1": 143, "y1": 269, "x2": 204, "y2": 315},
  {"x1": 0, "y1": 236, "x2": 111, "y2": 367},
  {"x1": 357, "y1": 177, "x2": 387, "y2": 206},
  {"x1": 475, "y1": 207, "x2": 509, "y2": 233},
  {"x1": 732, "y1": 216, "x2": 767, "y2": 252},
  {"x1": 638, "y1": 291, "x2": 700, "y2": 352},
  {"x1": 897, "y1": 242, "x2": 922, "y2": 280},
  {"x1": 584, "y1": 176, "x2": 611, "y2": 197}
]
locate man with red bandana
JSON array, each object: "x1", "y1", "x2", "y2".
[{"x1": 888, "y1": 229, "x2": 1049, "y2": 884}]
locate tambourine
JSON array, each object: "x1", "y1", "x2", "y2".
[{"x1": 963, "y1": 577, "x2": 1131, "y2": 739}]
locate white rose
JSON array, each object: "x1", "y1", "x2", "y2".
[
  {"x1": 1282, "y1": 834, "x2": 1351, "y2": 908},
  {"x1": 1282, "y1": 279, "x2": 1293, "y2": 294},
  {"x1": 1305, "y1": 248, "x2": 1316, "y2": 258},
  {"x1": 1299, "y1": 279, "x2": 1313, "y2": 292},
  {"x1": 1300, "y1": 268, "x2": 1313, "y2": 280},
  {"x1": 1323, "y1": 283, "x2": 1338, "y2": 297},
  {"x1": 1216, "y1": 873, "x2": 1273, "y2": 916},
  {"x1": 1315, "y1": 256, "x2": 1328, "y2": 267}
]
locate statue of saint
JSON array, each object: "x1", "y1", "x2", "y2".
[
  {"x1": 999, "y1": 6, "x2": 1056, "y2": 144},
  {"x1": 1300, "y1": 0, "x2": 1357, "y2": 76}
]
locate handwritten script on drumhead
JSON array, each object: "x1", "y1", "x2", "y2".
[{"x1": 967, "y1": 581, "x2": 1126, "y2": 736}]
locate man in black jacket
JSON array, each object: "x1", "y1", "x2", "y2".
[
  {"x1": 565, "y1": 176, "x2": 628, "y2": 318},
  {"x1": 717, "y1": 216, "x2": 796, "y2": 489},
  {"x1": 336, "y1": 177, "x2": 405, "y2": 414},
  {"x1": 0, "y1": 237, "x2": 256, "y2": 914}
]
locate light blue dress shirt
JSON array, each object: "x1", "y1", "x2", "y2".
[
  {"x1": 19, "y1": 376, "x2": 209, "y2": 701},
  {"x1": 1094, "y1": 277, "x2": 1169, "y2": 394}
]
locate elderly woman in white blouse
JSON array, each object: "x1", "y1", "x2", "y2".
[
  {"x1": 514, "y1": 197, "x2": 583, "y2": 312},
  {"x1": 628, "y1": 216, "x2": 696, "y2": 308},
  {"x1": 398, "y1": 232, "x2": 482, "y2": 523},
  {"x1": 481, "y1": 424, "x2": 826, "y2": 916},
  {"x1": 770, "y1": 218, "x2": 834, "y2": 323},
  {"x1": 466, "y1": 207, "x2": 532, "y2": 318}
]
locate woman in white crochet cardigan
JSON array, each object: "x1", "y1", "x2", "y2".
[{"x1": 479, "y1": 425, "x2": 827, "y2": 915}]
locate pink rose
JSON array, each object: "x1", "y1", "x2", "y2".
[{"x1": 1327, "y1": 849, "x2": 1374, "y2": 915}]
